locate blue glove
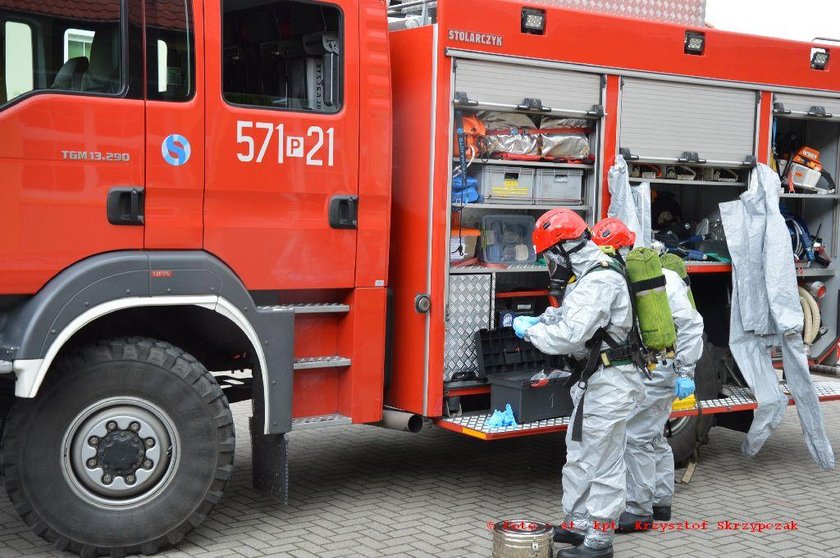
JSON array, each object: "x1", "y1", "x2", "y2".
[
  {"x1": 513, "y1": 316, "x2": 540, "y2": 339},
  {"x1": 487, "y1": 404, "x2": 518, "y2": 428},
  {"x1": 674, "y1": 376, "x2": 695, "y2": 399}
]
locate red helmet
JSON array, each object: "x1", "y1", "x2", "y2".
[
  {"x1": 592, "y1": 218, "x2": 636, "y2": 250},
  {"x1": 533, "y1": 208, "x2": 589, "y2": 254}
]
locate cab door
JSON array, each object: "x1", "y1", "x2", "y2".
[
  {"x1": 204, "y1": 0, "x2": 360, "y2": 290},
  {"x1": 143, "y1": 0, "x2": 204, "y2": 249},
  {"x1": 0, "y1": 0, "x2": 145, "y2": 294}
]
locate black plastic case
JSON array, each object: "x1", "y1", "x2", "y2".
[
  {"x1": 475, "y1": 328, "x2": 574, "y2": 423},
  {"x1": 489, "y1": 371, "x2": 574, "y2": 423}
]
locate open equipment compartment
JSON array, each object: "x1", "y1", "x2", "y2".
[
  {"x1": 443, "y1": 55, "x2": 605, "y2": 391},
  {"x1": 620, "y1": 77, "x2": 757, "y2": 233},
  {"x1": 773, "y1": 93, "x2": 840, "y2": 360},
  {"x1": 618, "y1": 77, "x2": 760, "y2": 368}
]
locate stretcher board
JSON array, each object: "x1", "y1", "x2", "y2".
[{"x1": 434, "y1": 381, "x2": 840, "y2": 441}]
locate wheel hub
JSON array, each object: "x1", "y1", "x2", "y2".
[
  {"x1": 96, "y1": 430, "x2": 146, "y2": 477},
  {"x1": 62, "y1": 399, "x2": 177, "y2": 507}
]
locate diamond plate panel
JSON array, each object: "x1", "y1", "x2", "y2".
[
  {"x1": 445, "y1": 274, "x2": 495, "y2": 381},
  {"x1": 530, "y1": 0, "x2": 706, "y2": 26}
]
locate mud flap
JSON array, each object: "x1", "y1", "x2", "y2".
[{"x1": 250, "y1": 419, "x2": 289, "y2": 503}]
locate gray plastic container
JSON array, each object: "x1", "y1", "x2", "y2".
[
  {"x1": 479, "y1": 166, "x2": 535, "y2": 203},
  {"x1": 535, "y1": 168, "x2": 584, "y2": 203}
]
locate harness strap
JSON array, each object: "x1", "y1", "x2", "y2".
[
  {"x1": 570, "y1": 328, "x2": 607, "y2": 442},
  {"x1": 630, "y1": 275, "x2": 667, "y2": 294}
]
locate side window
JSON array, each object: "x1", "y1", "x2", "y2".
[
  {"x1": 146, "y1": 0, "x2": 195, "y2": 101},
  {"x1": 4, "y1": 21, "x2": 33, "y2": 101},
  {"x1": 0, "y1": 1, "x2": 123, "y2": 106},
  {"x1": 222, "y1": 0, "x2": 343, "y2": 113}
]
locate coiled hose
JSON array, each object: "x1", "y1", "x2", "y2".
[{"x1": 798, "y1": 286, "x2": 821, "y2": 345}]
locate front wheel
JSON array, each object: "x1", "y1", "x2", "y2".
[{"x1": 1, "y1": 337, "x2": 235, "y2": 556}]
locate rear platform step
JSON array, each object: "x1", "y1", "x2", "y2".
[
  {"x1": 293, "y1": 356, "x2": 352, "y2": 370},
  {"x1": 435, "y1": 381, "x2": 840, "y2": 440},
  {"x1": 291, "y1": 413, "x2": 352, "y2": 430},
  {"x1": 258, "y1": 303, "x2": 350, "y2": 314}
]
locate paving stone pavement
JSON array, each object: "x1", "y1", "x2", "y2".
[{"x1": 2, "y1": 378, "x2": 840, "y2": 557}]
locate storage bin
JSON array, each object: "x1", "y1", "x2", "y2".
[
  {"x1": 480, "y1": 215, "x2": 536, "y2": 264},
  {"x1": 535, "y1": 169, "x2": 584, "y2": 203},
  {"x1": 450, "y1": 227, "x2": 480, "y2": 262},
  {"x1": 479, "y1": 166, "x2": 535, "y2": 203},
  {"x1": 489, "y1": 371, "x2": 574, "y2": 423}
]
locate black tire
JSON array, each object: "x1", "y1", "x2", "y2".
[
  {"x1": 1, "y1": 337, "x2": 235, "y2": 556},
  {"x1": 667, "y1": 337, "x2": 727, "y2": 466}
]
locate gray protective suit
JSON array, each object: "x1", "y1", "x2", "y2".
[
  {"x1": 526, "y1": 241, "x2": 644, "y2": 549},
  {"x1": 624, "y1": 269, "x2": 704, "y2": 516},
  {"x1": 720, "y1": 164, "x2": 834, "y2": 470},
  {"x1": 608, "y1": 155, "x2": 652, "y2": 248}
]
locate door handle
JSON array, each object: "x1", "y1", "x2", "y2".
[
  {"x1": 328, "y1": 195, "x2": 358, "y2": 229},
  {"x1": 107, "y1": 187, "x2": 145, "y2": 225}
]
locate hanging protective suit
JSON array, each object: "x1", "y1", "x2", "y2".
[
  {"x1": 525, "y1": 240, "x2": 644, "y2": 553},
  {"x1": 607, "y1": 155, "x2": 651, "y2": 248},
  {"x1": 720, "y1": 164, "x2": 834, "y2": 470},
  {"x1": 623, "y1": 268, "x2": 704, "y2": 521}
]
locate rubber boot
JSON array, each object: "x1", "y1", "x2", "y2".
[
  {"x1": 653, "y1": 506, "x2": 671, "y2": 521},
  {"x1": 558, "y1": 543, "x2": 614, "y2": 558},
  {"x1": 554, "y1": 527, "x2": 585, "y2": 546},
  {"x1": 616, "y1": 511, "x2": 653, "y2": 533}
]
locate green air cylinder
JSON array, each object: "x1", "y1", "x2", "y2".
[
  {"x1": 660, "y1": 253, "x2": 697, "y2": 309},
  {"x1": 625, "y1": 247, "x2": 677, "y2": 351}
]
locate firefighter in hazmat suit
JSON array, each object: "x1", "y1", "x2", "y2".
[
  {"x1": 590, "y1": 218, "x2": 704, "y2": 531},
  {"x1": 513, "y1": 209, "x2": 644, "y2": 558}
]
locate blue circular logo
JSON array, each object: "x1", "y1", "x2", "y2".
[{"x1": 161, "y1": 134, "x2": 191, "y2": 166}]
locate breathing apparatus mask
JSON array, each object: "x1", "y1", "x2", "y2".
[{"x1": 544, "y1": 231, "x2": 590, "y2": 304}]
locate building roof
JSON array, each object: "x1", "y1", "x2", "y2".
[{"x1": 0, "y1": 0, "x2": 188, "y2": 28}]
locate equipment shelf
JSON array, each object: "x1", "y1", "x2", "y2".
[
  {"x1": 435, "y1": 381, "x2": 840, "y2": 440},
  {"x1": 796, "y1": 267, "x2": 837, "y2": 277},
  {"x1": 444, "y1": 381, "x2": 491, "y2": 397},
  {"x1": 629, "y1": 178, "x2": 747, "y2": 187},
  {"x1": 451, "y1": 100, "x2": 603, "y2": 121},
  {"x1": 779, "y1": 192, "x2": 840, "y2": 199},
  {"x1": 454, "y1": 202, "x2": 590, "y2": 211},
  {"x1": 453, "y1": 158, "x2": 594, "y2": 170},
  {"x1": 449, "y1": 264, "x2": 547, "y2": 274},
  {"x1": 685, "y1": 262, "x2": 732, "y2": 274}
]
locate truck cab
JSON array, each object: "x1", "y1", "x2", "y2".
[{"x1": 0, "y1": 0, "x2": 391, "y2": 554}]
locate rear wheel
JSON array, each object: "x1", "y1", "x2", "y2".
[
  {"x1": 1, "y1": 337, "x2": 235, "y2": 556},
  {"x1": 666, "y1": 337, "x2": 727, "y2": 465}
]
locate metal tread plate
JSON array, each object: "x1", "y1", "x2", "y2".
[
  {"x1": 294, "y1": 356, "x2": 352, "y2": 370},
  {"x1": 291, "y1": 413, "x2": 352, "y2": 431},
  {"x1": 436, "y1": 381, "x2": 840, "y2": 440}
]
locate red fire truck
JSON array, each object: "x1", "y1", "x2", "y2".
[{"x1": 1, "y1": 0, "x2": 839, "y2": 554}]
